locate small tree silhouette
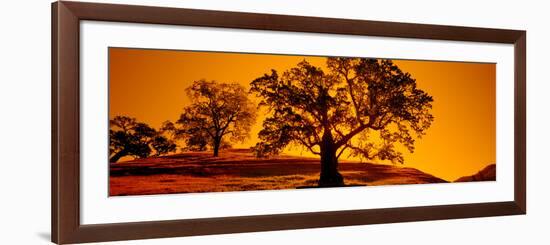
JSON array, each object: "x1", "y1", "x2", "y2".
[
  {"x1": 250, "y1": 58, "x2": 434, "y2": 187},
  {"x1": 176, "y1": 80, "x2": 257, "y2": 157},
  {"x1": 182, "y1": 131, "x2": 210, "y2": 152},
  {"x1": 109, "y1": 116, "x2": 176, "y2": 162}
]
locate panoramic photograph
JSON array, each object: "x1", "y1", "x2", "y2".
[{"x1": 108, "y1": 47, "x2": 496, "y2": 196}]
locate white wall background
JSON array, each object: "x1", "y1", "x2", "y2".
[{"x1": 0, "y1": 0, "x2": 547, "y2": 244}]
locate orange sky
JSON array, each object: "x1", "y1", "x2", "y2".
[{"x1": 109, "y1": 47, "x2": 496, "y2": 181}]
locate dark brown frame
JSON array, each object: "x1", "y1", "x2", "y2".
[{"x1": 52, "y1": 1, "x2": 526, "y2": 244}]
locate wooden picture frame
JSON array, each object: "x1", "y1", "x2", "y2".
[{"x1": 52, "y1": 1, "x2": 526, "y2": 244}]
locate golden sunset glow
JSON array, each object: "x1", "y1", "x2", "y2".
[{"x1": 109, "y1": 48, "x2": 495, "y2": 182}]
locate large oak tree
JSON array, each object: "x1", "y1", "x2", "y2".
[
  {"x1": 250, "y1": 58, "x2": 434, "y2": 187},
  {"x1": 177, "y1": 80, "x2": 257, "y2": 157}
]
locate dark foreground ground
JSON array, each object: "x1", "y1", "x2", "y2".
[{"x1": 109, "y1": 149, "x2": 457, "y2": 196}]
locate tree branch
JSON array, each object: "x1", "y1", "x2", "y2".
[
  {"x1": 219, "y1": 109, "x2": 239, "y2": 136},
  {"x1": 345, "y1": 77, "x2": 363, "y2": 124},
  {"x1": 335, "y1": 123, "x2": 370, "y2": 148},
  {"x1": 345, "y1": 143, "x2": 373, "y2": 160},
  {"x1": 336, "y1": 144, "x2": 349, "y2": 159},
  {"x1": 296, "y1": 136, "x2": 321, "y2": 155}
]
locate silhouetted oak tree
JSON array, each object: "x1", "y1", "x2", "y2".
[
  {"x1": 109, "y1": 116, "x2": 177, "y2": 162},
  {"x1": 177, "y1": 80, "x2": 257, "y2": 157},
  {"x1": 250, "y1": 58, "x2": 434, "y2": 187}
]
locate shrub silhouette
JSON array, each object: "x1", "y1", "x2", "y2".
[
  {"x1": 109, "y1": 116, "x2": 176, "y2": 162},
  {"x1": 250, "y1": 58, "x2": 434, "y2": 187}
]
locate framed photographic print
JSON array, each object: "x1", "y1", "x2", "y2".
[{"x1": 52, "y1": 1, "x2": 526, "y2": 244}]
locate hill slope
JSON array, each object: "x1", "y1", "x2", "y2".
[
  {"x1": 110, "y1": 149, "x2": 447, "y2": 196},
  {"x1": 454, "y1": 164, "x2": 496, "y2": 182}
]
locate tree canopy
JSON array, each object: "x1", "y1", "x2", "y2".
[
  {"x1": 176, "y1": 80, "x2": 257, "y2": 157},
  {"x1": 250, "y1": 57, "x2": 434, "y2": 186},
  {"x1": 109, "y1": 116, "x2": 177, "y2": 163}
]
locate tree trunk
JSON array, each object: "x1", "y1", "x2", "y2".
[
  {"x1": 109, "y1": 150, "x2": 127, "y2": 163},
  {"x1": 212, "y1": 137, "x2": 220, "y2": 157},
  {"x1": 318, "y1": 131, "x2": 344, "y2": 187}
]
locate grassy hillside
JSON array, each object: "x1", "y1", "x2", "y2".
[
  {"x1": 455, "y1": 164, "x2": 496, "y2": 182},
  {"x1": 110, "y1": 149, "x2": 447, "y2": 196}
]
